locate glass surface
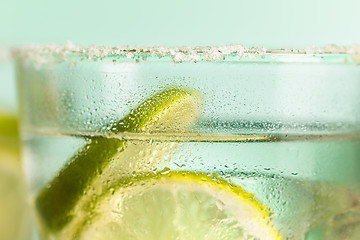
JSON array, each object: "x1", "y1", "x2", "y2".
[
  {"x1": 14, "y1": 44, "x2": 360, "y2": 240},
  {"x1": 0, "y1": 49, "x2": 31, "y2": 240}
]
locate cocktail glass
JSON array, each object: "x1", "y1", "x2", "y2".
[{"x1": 13, "y1": 44, "x2": 360, "y2": 240}]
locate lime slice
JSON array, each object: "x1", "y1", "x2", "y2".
[
  {"x1": 36, "y1": 88, "x2": 201, "y2": 232},
  {"x1": 62, "y1": 171, "x2": 283, "y2": 240}
]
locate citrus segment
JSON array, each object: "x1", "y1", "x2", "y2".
[
  {"x1": 67, "y1": 172, "x2": 282, "y2": 240},
  {"x1": 36, "y1": 88, "x2": 201, "y2": 231}
]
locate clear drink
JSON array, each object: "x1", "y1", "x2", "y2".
[{"x1": 14, "y1": 44, "x2": 360, "y2": 239}]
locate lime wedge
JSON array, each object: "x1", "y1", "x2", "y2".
[
  {"x1": 36, "y1": 88, "x2": 201, "y2": 232},
  {"x1": 0, "y1": 113, "x2": 20, "y2": 165},
  {"x1": 0, "y1": 113, "x2": 18, "y2": 138},
  {"x1": 63, "y1": 171, "x2": 283, "y2": 240}
]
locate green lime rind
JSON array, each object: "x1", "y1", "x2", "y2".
[
  {"x1": 36, "y1": 137, "x2": 124, "y2": 232},
  {"x1": 111, "y1": 88, "x2": 198, "y2": 133},
  {"x1": 35, "y1": 88, "x2": 200, "y2": 232}
]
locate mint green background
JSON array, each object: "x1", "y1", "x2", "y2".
[
  {"x1": 1, "y1": 0, "x2": 360, "y2": 48},
  {"x1": 1, "y1": 2, "x2": 359, "y2": 238}
]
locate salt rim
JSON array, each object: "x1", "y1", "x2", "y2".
[{"x1": 12, "y1": 41, "x2": 360, "y2": 64}]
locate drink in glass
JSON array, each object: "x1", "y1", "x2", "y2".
[{"x1": 14, "y1": 44, "x2": 360, "y2": 239}]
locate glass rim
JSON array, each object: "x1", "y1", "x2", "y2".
[{"x1": 12, "y1": 41, "x2": 360, "y2": 65}]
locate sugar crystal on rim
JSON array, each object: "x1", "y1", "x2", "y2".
[{"x1": 12, "y1": 42, "x2": 360, "y2": 66}]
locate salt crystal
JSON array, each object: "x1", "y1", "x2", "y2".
[{"x1": 11, "y1": 42, "x2": 360, "y2": 67}]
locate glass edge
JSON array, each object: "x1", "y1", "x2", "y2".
[{"x1": 11, "y1": 42, "x2": 360, "y2": 65}]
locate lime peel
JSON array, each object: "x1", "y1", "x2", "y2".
[
  {"x1": 68, "y1": 171, "x2": 283, "y2": 240},
  {"x1": 35, "y1": 88, "x2": 201, "y2": 232}
]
